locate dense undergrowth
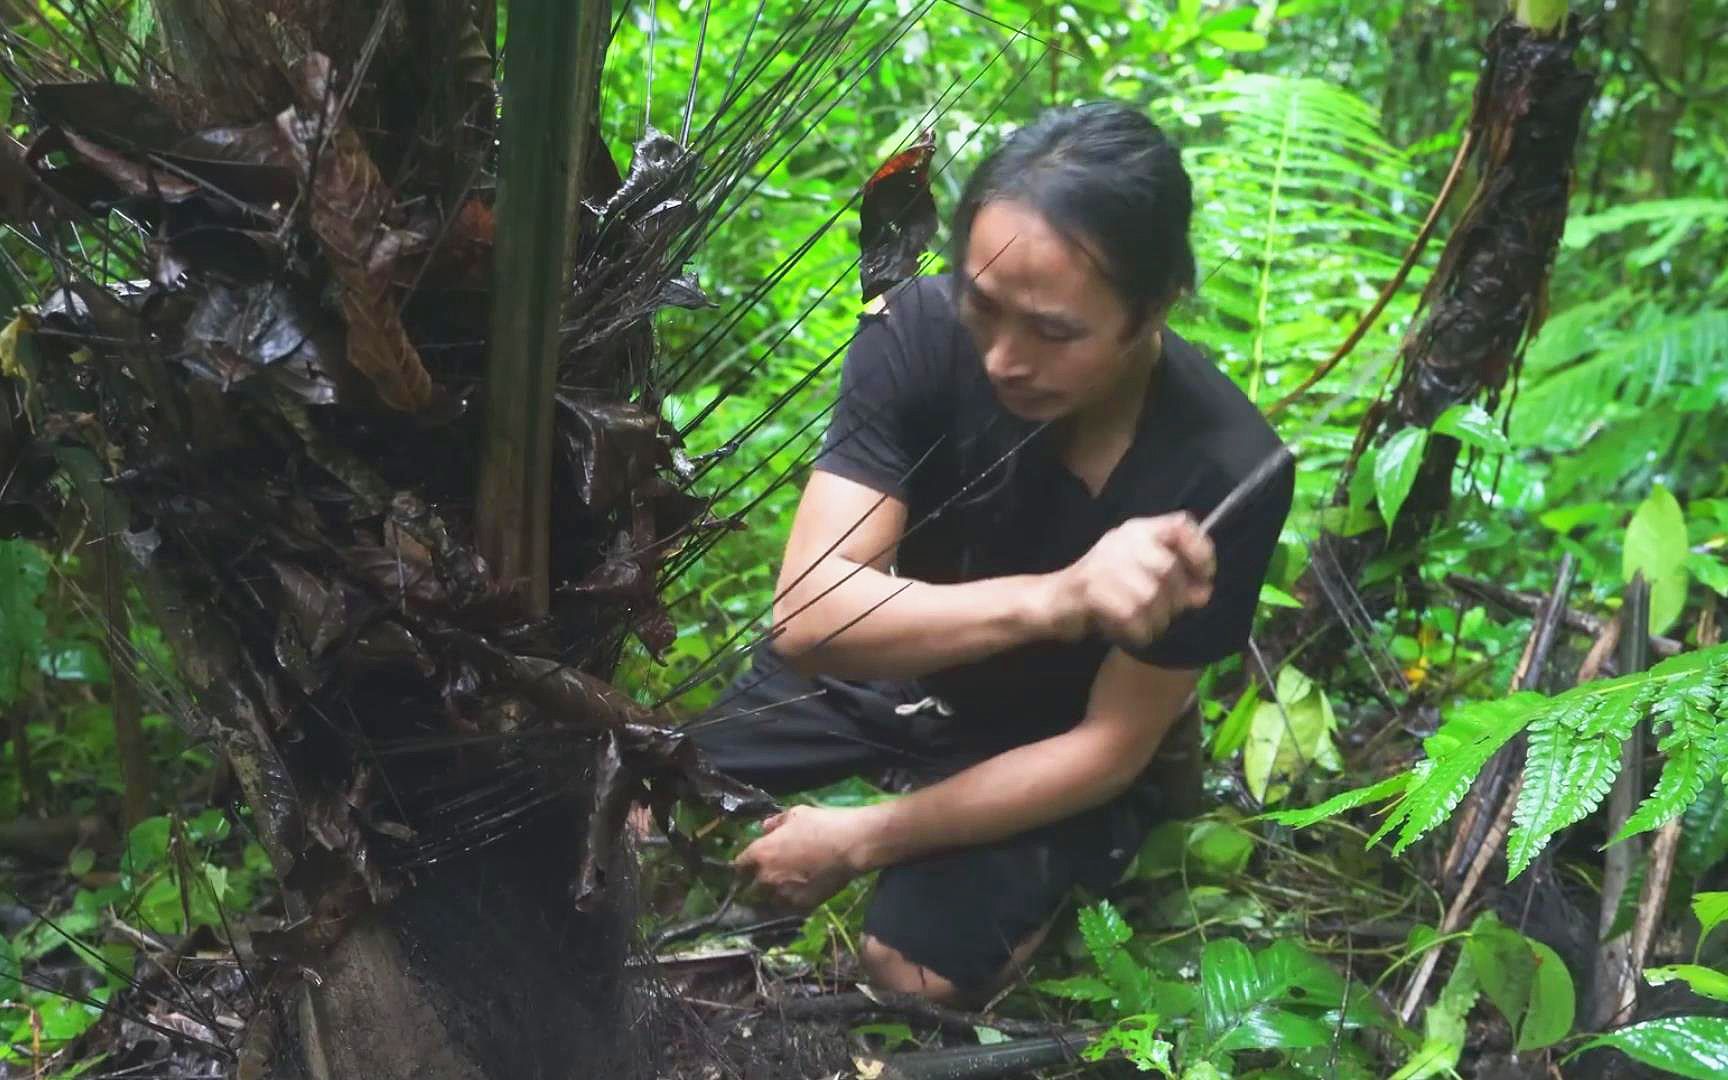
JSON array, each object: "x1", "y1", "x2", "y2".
[{"x1": 5, "y1": 0, "x2": 1728, "y2": 1076}]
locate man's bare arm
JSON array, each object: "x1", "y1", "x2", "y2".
[
  {"x1": 771, "y1": 471, "x2": 1213, "y2": 680},
  {"x1": 848, "y1": 653, "x2": 1197, "y2": 866},
  {"x1": 733, "y1": 651, "x2": 1198, "y2": 908}
]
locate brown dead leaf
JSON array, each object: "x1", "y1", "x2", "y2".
[{"x1": 276, "y1": 54, "x2": 432, "y2": 412}]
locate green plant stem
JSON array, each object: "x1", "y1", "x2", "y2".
[{"x1": 476, "y1": 0, "x2": 609, "y2": 616}]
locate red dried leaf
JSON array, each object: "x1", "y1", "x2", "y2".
[{"x1": 859, "y1": 128, "x2": 937, "y2": 302}]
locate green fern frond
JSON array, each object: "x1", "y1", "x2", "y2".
[
  {"x1": 1078, "y1": 901, "x2": 1153, "y2": 1014},
  {"x1": 1506, "y1": 683, "x2": 1653, "y2": 878},
  {"x1": 1272, "y1": 646, "x2": 1728, "y2": 864},
  {"x1": 1617, "y1": 654, "x2": 1728, "y2": 841},
  {"x1": 1079, "y1": 899, "x2": 1133, "y2": 966},
  {"x1": 1513, "y1": 307, "x2": 1728, "y2": 448},
  {"x1": 1263, "y1": 772, "x2": 1412, "y2": 829},
  {"x1": 1173, "y1": 75, "x2": 1426, "y2": 401},
  {"x1": 1563, "y1": 198, "x2": 1728, "y2": 252},
  {"x1": 1376, "y1": 693, "x2": 1548, "y2": 853}
]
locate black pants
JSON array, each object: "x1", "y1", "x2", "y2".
[{"x1": 692, "y1": 649, "x2": 1200, "y2": 994}]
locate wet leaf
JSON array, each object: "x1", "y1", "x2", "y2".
[
  {"x1": 1374, "y1": 426, "x2": 1428, "y2": 533},
  {"x1": 859, "y1": 130, "x2": 937, "y2": 302},
  {"x1": 276, "y1": 54, "x2": 433, "y2": 412},
  {"x1": 1243, "y1": 665, "x2": 1341, "y2": 804},
  {"x1": 558, "y1": 395, "x2": 671, "y2": 513},
  {"x1": 1571, "y1": 1016, "x2": 1728, "y2": 1077},
  {"x1": 27, "y1": 83, "x2": 189, "y2": 153},
  {"x1": 182, "y1": 281, "x2": 343, "y2": 403},
  {"x1": 1644, "y1": 964, "x2": 1728, "y2": 1002},
  {"x1": 1624, "y1": 485, "x2": 1689, "y2": 634},
  {"x1": 58, "y1": 130, "x2": 199, "y2": 201}
]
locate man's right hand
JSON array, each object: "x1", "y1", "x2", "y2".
[{"x1": 1039, "y1": 513, "x2": 1216, "y2": 650}]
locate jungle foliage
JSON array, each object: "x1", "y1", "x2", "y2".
[{"x1": 3, "y1": 0, "x2": 1728, "y2": 1077}]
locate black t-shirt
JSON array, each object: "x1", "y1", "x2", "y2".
[{"x1": 812, "y1": 274, "x2": 1293, "y2": 752}]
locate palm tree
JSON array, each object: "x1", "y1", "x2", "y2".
[{"x1": 0, "y1": 0, "x2": 916, "y2": 1073}]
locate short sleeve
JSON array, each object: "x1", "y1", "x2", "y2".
[
  {"x1": 1128, "y1": 456, "x2": 1295, "y2": 670},
  {"x1": 812, "y1": 292, "x2": 943, "y2": 501}
]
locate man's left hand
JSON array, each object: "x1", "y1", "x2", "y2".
[{"x1": 733, "y1": 804, "x2": 879, "y2": 910}]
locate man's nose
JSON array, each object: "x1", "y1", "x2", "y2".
[{"x1": 984, "y1": 335, "x2": 1033, "y2": 383}]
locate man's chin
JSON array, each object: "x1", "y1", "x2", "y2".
[{"x1": 993, "y1": 389, "x2": 1066, "y2": 421}]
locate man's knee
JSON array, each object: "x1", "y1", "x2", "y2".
[{"x1": 859, "y1": 935, "x2": 970, "y2": 1007}]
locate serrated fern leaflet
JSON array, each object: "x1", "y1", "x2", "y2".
[{"x1": 1270, "y1": 644, "x2": 1728, "y2": 876}]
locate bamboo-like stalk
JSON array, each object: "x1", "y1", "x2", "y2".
[{"x1": 476, "y1": 0, "x2": 609, "y2": 616}]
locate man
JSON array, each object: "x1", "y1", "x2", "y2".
[{"x1": 694, "y1": 103, "x2": 1292, "y2": 1005}]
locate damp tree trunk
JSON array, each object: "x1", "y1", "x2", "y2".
[
  {"x1": 1299, "y1": 0, "x2": 1594, "y2": 667},
  {"x1": 0, "y1": 0, "x2": 774, "y2": 1076}
]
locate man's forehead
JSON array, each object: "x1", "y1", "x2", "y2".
[{"x1": 962, "y1": 265, "x2": 1087, "y2": 323}]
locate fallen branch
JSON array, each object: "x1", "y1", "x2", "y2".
[
  {"x1": 775, "y1": 990, "x2": 1068, "y2": 1041},
  {"x1": 1443, "y1": 573, "x2": 1681, "y2": 658},
  {"x1": 0, "y1": 813, "x2": 118, "y2": 861},
  {"x1": 861, "y1": 1034, "x2": 1093, "y2": 1080}
]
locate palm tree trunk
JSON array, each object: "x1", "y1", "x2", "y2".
[{"x1": 1297, "y1": 2, "x2": 1594, "y2": 667}]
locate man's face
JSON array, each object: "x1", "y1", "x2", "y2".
[{"x1": 958, "y1": 199, "x2": 1152, "y2": 423}]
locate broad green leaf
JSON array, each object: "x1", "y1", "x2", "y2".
[
  {"x1": 1211, "y1": 683, "x2": 1261, "y2": 762},
  {"x1": 973, "y1": 1025, "x2": 1009, "y2": 1045},
  {"x1": 1695, "y1": 892, "x2": 1728, "y2": 948},
  {"x1": 1624, "y1": 486, "x2": 1690, "y2": 634},
  {"x1": 1433, "y1": 404, "x2": 1512, "y2": 454},
  {"x1": 1516, "y1": 939, "x2": 1575, "y2": 1051},
  {"x1": 1691, "y1": 552, "x2": 1728, "y2": 598},
  {"x1": 1243, "y1": 666, "x2": 1341, "y2": 805},
  {"x1": 68, "y1": 848, "x2": 95, "y2": 877},
  {"x1": 1572, "y1": 1016, "x2": 1728, "y2": 1077},
  {"x1": 1467, "y1": 916, "x2": 1535, "y2": 1039},
  {"x1": 1216, "y1": 1005, "x2": 1333, "y2": 1052},
  {"x1": 122, "y1": 817, "x2": 173, "y2": 884},
  {"x1": 1200, "y1": 938, "x2": 1262, "y2": 1040},
  {"x1": 1373, "y1": 427, "x2": 1428, "y2": 533},
  {"x1": 1034, "y1": 976, "x2": 1115, "y2": 1003},
  {"x1": 1464, "y1": 915, "x2": 1575, "y2": 1051},
  {"x1": 1187, "y1": 819, "x2": 1255, "y2": 878},
  {"x1": 1645, "y1": 964, "x2": 1728, "y2": 1002},
  {"x1": 1258, "y1": 583, "x2": 1302, "y2": 608}
]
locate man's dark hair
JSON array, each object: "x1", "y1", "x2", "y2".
[{"x1": 951, "y1": 102, "x2": 1197, "y2": 331}]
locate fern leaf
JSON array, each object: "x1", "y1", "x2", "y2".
[
  {"x1": 1618, "y1": 655, "x2": 1728, "y2": 841},
  {"x1": 1506, "y1": 683, "x2": 1651, "y2": 878},
  {"x1": 1263, "y1": 772, "x2": 1411, "y2": 830},
  {"x1": 1078, "y1": 901, "x2": 1152, "y2": 1014},
  {"x1": 1177, "y1": 75, "x2": 1425, "y2": 395},
  {"x1": 1379, "y1": 693, "x2": 1551, "y2": 854}
]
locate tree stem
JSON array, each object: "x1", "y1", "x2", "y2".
[{"x1": 476, "y1": 0, "x2": 609, "y2": 616}]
